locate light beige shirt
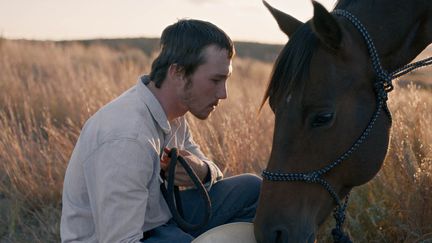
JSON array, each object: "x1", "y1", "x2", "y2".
[{"x1": 61, "y1": 76, "x2": 223, "y2": 243}]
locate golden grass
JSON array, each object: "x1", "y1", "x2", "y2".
[{"x1": 0, "y1": 39, "x2": 431, "y2": 242}]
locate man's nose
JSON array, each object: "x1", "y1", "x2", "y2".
[{"x1": 216, "y1": 82, "x2": 227, "y2": 99}]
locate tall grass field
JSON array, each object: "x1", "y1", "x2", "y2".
[{"x1": 0, "y1": 39, "x2": 431, "y2": 242}]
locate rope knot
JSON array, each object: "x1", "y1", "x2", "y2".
[
  {"x1": 377, "y1": 70, "x2": 394, "y2": 94},
  {"x1": 383, "y1": 81, "x2": 394, "y2": 93},
  {"x1": 333, "y1": 208, "x2": 346, "y2": 226},
  {"x1": 331, "y1": 228, "x2": 352, "y2": 243},
  {"x1": 303, "y1": 172, "x2": 319, "y2": 182},
  {"x1": 373, "y1": 81, "x2": 389, "y2": 101}
]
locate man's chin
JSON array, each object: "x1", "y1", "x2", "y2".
[{"x1": 190, "y1": 111, "x2": 211, "y2": 120}]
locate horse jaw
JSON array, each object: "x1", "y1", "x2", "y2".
[{"x1": 262, "y1": 0, "x2": 303, "y2": 37}]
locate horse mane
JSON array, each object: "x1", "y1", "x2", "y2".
[{"x1": 261, "y1": 23, "x2": 318, "y2": 110}]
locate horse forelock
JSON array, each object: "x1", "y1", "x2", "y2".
[{"x1": 263, "y1": 23, "x2": 318, "y2": 110}]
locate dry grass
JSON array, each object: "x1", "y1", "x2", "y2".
[{"x1": 0, "y1": 40, "x2": 431, "y2": 242}]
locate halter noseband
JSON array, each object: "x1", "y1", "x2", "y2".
[{"x1": 262, "y1": 9, "x2": 432, "y2": 243}]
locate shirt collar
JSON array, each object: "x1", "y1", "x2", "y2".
[{"x1": 137, "y1": 75, "x2": 171, "y2": 134}]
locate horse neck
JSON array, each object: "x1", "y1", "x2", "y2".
[{"x1": 341, "y1": 0, "x2": 432, "y2": 71}]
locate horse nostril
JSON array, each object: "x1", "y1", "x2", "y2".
[
  {"x1": 270, "y1": 228, "x2": 315, "y2": 243},
  {"x1": 275, "y1": 230, "x2": 282, "y2": 242},
  {"x1": 273, "y1": 229, "x2": 288, "y2": 243}
]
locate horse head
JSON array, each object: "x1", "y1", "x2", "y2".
[{"x1": 254, "y1": 1, "x2": 432, "y2": 242}]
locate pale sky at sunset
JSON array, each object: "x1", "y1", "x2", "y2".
[{"x1": 0, "y1": 0, "x2": 336, "y2": 44}]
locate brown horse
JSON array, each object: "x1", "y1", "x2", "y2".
[{"x1": 254, "y1": 0, "x2": 432, "y2": 242}]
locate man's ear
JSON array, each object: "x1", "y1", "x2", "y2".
[{"x1": 168, "y1": 64, "x2": 185, "y2": 81}]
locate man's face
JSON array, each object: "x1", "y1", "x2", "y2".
[{"x1": 180, "y1": 45, "x2": 232, "y2": 120}]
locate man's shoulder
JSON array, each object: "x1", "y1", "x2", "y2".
[{"x1": 83, "y1": 88, "x2": 160, "y2": 145}]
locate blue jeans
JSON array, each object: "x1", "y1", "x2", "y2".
[{"x1": 143, "y1": 173, "x2": 262, "y2": 242}]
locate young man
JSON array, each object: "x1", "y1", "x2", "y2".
[{"x1": 60, "y1": 19, "x2": 261, "y2": 243}]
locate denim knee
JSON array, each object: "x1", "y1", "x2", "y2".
[
  {"x1": 237, "y1": 173, "x2": 262, "y2": 194},
  {"x1": 228, "y1": 173, "x2": 262, "y2": 203}
]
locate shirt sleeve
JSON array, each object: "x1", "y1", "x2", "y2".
[
  {"x1": 182, "y1": 121, "x2": 224, "y2": 188},
  {"x1": 83, "y1": 139, "x2": 156, "y2": 243}
]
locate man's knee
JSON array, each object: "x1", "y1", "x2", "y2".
[
  {"x1": 233, "y1": 173, "x2": 261, "y2": 187},
  {"x1": 235, "y1": 173, "x2": 261, "y2": 194},
  {"x1": 216, "y1": 173, "x2": 261, "y2": 200}
]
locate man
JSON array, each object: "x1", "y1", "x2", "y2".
[{"x1": 61, "y1": 19, "x2": 261, "y2": 243}]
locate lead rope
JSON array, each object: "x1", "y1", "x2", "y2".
[
  {"x1": 391, "y1": 57, "x2": 432, "y2": 79},
  {"x1": 160, "y1": 148, "x2": 212, "y2": 231}
]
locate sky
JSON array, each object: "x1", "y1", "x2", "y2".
[{"x1": 0, "y1": 0, "x2": 337, "y2": 45}]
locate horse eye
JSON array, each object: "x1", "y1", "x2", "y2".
[{"x1": 311, "y1": 113, "x2": 334, "y2": 128}]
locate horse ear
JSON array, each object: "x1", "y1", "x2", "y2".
[
  {"x1": 311, "y1": 0, "x2": 342, "y2": 51},
  {"x1": 263, "y1": 0, "x2": 303, "y2": 37}
]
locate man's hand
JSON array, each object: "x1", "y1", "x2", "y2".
[{"x1": 160, "y1": 148, "x2": 209, "y2": 187}]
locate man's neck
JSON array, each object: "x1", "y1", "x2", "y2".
[{"x1": 146, "y1": 81, "x2": 187, "y2": 121}]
